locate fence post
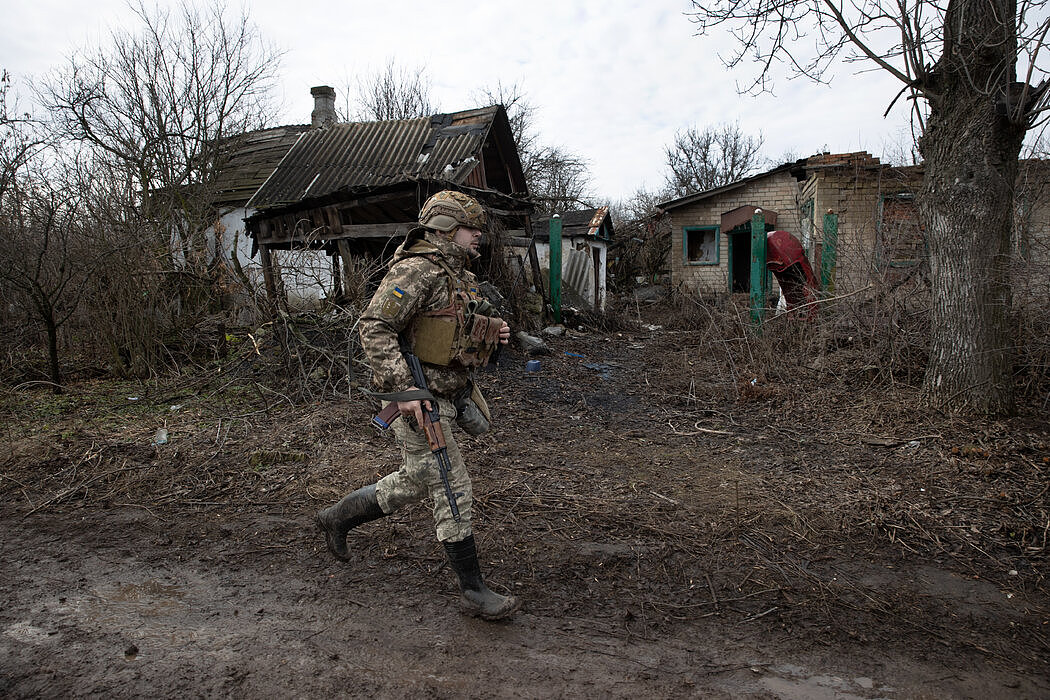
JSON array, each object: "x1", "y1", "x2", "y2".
[
  {"x1": 549, "y1": 215, "x2": 562, "y2": 324},
  {"x1": 749, "y1": 210, "x2": 767, "y2": 325},
  {"x1": 258, "y1": 243, "x2": 279, "y2": 318}
]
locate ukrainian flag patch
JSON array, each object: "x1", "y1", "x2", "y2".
[{"x1": 392, "y1": 286, "x2": 405, "y2": 299}]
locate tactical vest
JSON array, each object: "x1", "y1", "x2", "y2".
[{"x1": 409, "y1": 254, "x2": 504, "y2": 368}]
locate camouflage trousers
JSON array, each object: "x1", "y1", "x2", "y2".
[{"x1": 375, "y1": 397, "x2": 473, "y2": 543}]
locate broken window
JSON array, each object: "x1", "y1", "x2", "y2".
[
  {"x1": 876, "y1": 193, "x2": 926, "y2": 286},
  {"x1": 683, "y1": 226, "x2": 719, "y2": 265},
  {"x1": 800, "y1": 198, "x2": 814, "y2": 254},
  {"x1": 877, "y1": 194, "x2": 925, "y2": 267}
]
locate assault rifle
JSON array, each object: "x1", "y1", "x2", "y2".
[{"x1": 370, "y1": 342, "x2": 462, "y2": 522}]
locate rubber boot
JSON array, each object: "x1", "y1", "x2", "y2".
[
  {"x1": 316, "y1": 483, "x2": 385, "y2": 561},
  {"x1": 443, "y1": 535, "x2": 521, "y2": 621}
]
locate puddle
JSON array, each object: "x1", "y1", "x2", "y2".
[
  {"x1": 85, "y1": 579, "x2": 187, "y2": 621},
  {"x1": 4, "y1": 621, "x2": 54, "y2": 645},
  {"x1": 760, "y1": 663, "x2": 893, "y2": 699},
  {"x1": 110, "y1": 580, "x2": 186, "y2": 603}
]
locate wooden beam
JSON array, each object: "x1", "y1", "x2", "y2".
[
  {"x1": 527, "y1": 236, "x2": 546, "y2": 306},
  {"x1": 258, "y1": 243, "x2": 278, "y2": 318},
  {"x1": 336, "y1": 240, "x2": 353, "y2": 297},
  {"x1": 330, "y1": 250, "x2": 341, "y2": 300},
  {"x1": 331, "y1": 222, "x2": 413, "y2": 239},
  {"x1": 324, "y1": 205, "x2": 343, "y2": 234},
  {"x1": 249, "y1": 218, "x2": 413, "y2": 247}
]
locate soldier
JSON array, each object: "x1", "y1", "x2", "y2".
[{"x1": 316, "y1": 190, "x2": 520, "y2": 621}]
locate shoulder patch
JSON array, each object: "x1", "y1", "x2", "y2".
[
  {"x1": 380, "y1": 297, "x2": 403, "y2": 318},
  {"x1": 380, "y1": 286, "x2": 408, "y2": 319}
]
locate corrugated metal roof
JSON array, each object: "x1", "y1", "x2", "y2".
[
  {"x1": 212, "y1": 125, "x2": 310, "y2": 207},
  {"x1": 530, "y1": 207, "x2": 613, "y2": 241},
  {"x1": 247, "y1": 106, "x2": 500, "y2": 209}
]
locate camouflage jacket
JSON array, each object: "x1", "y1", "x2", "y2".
[{"x1": 359, "y1": 229, "x2": 483, "y2": 399}]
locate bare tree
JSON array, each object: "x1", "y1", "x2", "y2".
[
  {"x1": 609, "y1": 187, "x2": 673, "y2": 286},
  {"x1": 346, "y1": 59, "x2": 437, "y2": 122},
  {"x1": 475, "y1": 82, "x2": 541, "y2": 168},
  {"x1": 526, "y1": 145, "x2": 595, "y2": 214},
  {"x1": 664, "y1": 122, "x2": 765, "y2": 197},
  {"x1": 2, "y1": 67, "x2": 170, "y2": 387},
  {"x1": 474, "y1": 82, "x2": 540, "y2": 178},
  {"x1": 40, "y1": 0, "x2": 281, "y2": 267},
  {"x1": 0, "y1": 71, "x2": 44, "y2": 199},
  {"x1": 688, "y1": 0, "x2": 1050, "y2": 414},
  {"x1": 0, "y1": 152, "x2": 101, "y2": 390},
  {"x1": 474, "y1": 82, "x2": 595, "y2": 214},
  {"x1": 0, "y1": 73, "x2": 70, "y2": 388}
]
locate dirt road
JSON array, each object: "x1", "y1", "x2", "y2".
[
  {"x1": 3, "y1": 503, "x2": 1041, "y2": 699},
  {"x1": 2, "y1": 323, "x2": 1047, "y2": 698}
]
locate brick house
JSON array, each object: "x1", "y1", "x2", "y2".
[{"x1": 656, "y1": 152, "x2": 924, "y2": 298}]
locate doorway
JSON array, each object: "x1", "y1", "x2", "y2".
[{"x1": 728, "y1": 227, "x2": 751, "y2": 293}]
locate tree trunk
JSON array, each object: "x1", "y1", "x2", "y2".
[
  {"x1": 917, "y1": 0, "x2": 1024, "y2": 415},
  {"x1": 44, "y1": 313, "x2": 63, "y2": 394}
]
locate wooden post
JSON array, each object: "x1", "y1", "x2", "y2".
[
  {"x1": 331, "y1": 249, "x2": 341, "y2": 301},
  {"x1": 527, "y1": 241, "x2": 546, "y2": 298},
  {"x1": 548, "y1": 215, "x2": 563, "y2": 324},
  {"x1": 258, "y1": 243, "x2": 278, "y2": 318},
  {"x1": 821, "y1": 211, "x2": 838, "y2": 293},
  {"x1": 749, "y1": 211, "x2": 767, "y2": 325},
  {"x1": 337, "y1": 240, "x2": 353, "y2": 298}
]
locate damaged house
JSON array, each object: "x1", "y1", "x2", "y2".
[
  {"x1": 506, "y1": 207, "x2": 614, "y2": 313},
  {"x1": 209, "y1": 86, "x2": 532, "y2": 309},
  {"x1": 657, "y1": 152, "x2": 925, "y2": 301},
  {"x1": 658, "y1": 150, "x2": 1050, "y2": 313}
]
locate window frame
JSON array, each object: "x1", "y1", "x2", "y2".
[
  {"x1": 877, "y1": 193, "x2": 925, "y2": 269},
  {"x1": 682, "y1": 225, "x2": 720, "y2": 266}
]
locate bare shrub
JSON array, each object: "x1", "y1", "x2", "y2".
[
  {"x1": 634, "y1": 273, "x2": 938, "y2": 409},
  {"x1": 225, "y1": 307, "x2": 368, "y2": 404}
]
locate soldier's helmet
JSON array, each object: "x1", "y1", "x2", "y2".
[{"x1": 418, "y1": 190, "x2": 486, "y2": 232}]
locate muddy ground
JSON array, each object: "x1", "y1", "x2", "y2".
[{"x1": 1, "y1": 314, "x2": 1048, "y2": 698}]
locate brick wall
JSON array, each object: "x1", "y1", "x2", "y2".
[
  {"x1": 1013, "y1": 160, "x2": 1050, "y2": 308},
  {"x1": 669, "y1": 170, "x2": 802, "y2": 296}
]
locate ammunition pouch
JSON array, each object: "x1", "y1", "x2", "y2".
[
  {"x1": 410, "y1": 293, "x2": 503, "y2": 368},
  {"x1": 407, "y1": 252, "x2": 503, "y2": 368},
  {"x1": 454, "y1": 382, "x2": 491, "y2": 435}
]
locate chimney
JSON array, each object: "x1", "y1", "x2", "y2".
[{"x1": 310, "y1": 85, "x2": 336, "y2": 128}]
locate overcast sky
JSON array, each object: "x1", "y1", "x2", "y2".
[{"x1": 2, "y1": 0, "x2": 918, "y2": 202}]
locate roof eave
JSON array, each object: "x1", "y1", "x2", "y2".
[{"x1": 657, "y1": 161, "x2": 800, "y2": 212}]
